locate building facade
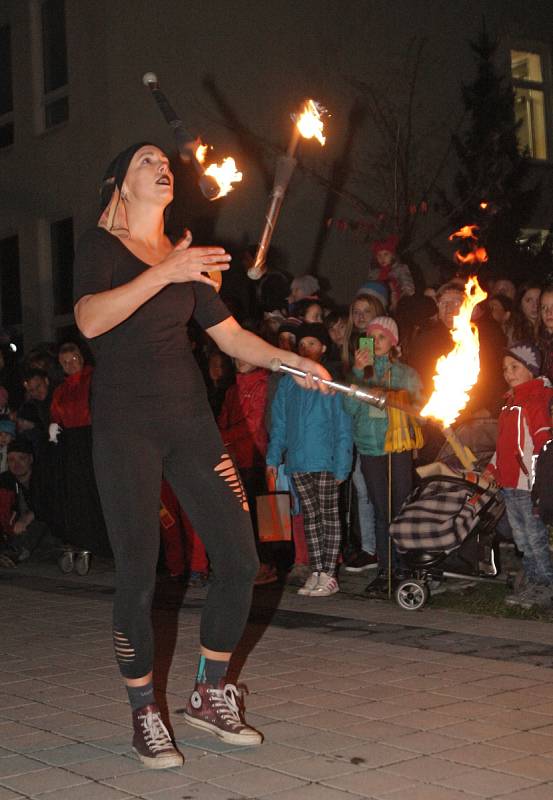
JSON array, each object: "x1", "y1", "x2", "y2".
[{"x1": 1, "y1": 0, "x2": 553, "y2": 348}]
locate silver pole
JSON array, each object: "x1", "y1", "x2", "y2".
[{"x1": 269, "y1": 359, "x2": 386, "y2": 408}]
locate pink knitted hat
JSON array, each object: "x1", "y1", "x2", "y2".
[{"x1": 366, "y1": 316, "x2": 399, "y2": 346}]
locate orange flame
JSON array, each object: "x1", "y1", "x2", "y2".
[
  {"x1": 204, "y1": 157, "x2": 243, "y2": 198},
  {"x1": 454, "y1": 247, "x2": 488, "y2": 265},
  {"x1": 195, "y1": 144, "x2": 208, "y2": 164},
  {"x1": 421, "y1": 276, "x2": 488, "y2": 428},
  {"x1": 195, "y1": 143, "x2": 243, "y2": 198},
  {"x1": 449, "y1": 225, "x2": 479, "y2": 241},
  {"x1": 295, "y1": 100, "x2": 326, "y2": 146}
]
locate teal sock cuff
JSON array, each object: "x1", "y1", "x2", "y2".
[{"x1": 196, "y1": 655, "x2": 207, "y2": 683}]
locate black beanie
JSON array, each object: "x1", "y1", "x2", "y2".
[
  {"x1": 100, "y1": 142, "x2": 160, "y2": 209},
  {"x1": 296, "y1": 322, "x2": 329, "y2": 348},
  {"x1": 7, "y1": 437, "x2": 34, "y2": 455}
]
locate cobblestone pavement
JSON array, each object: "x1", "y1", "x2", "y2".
[{"x1": 1, "y1": 563, "x2": 553, "y2": 800}]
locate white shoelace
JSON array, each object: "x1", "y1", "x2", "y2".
[
  {"x1": 207, "y1": 683, "x2": 244, "y2": 730},
  {"x1": 141, "y1": 710, "x2": 173, "y2": 752}
]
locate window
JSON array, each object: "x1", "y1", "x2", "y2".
[
  {"x1": 0, "y1": 25, "x2": 14, "y2": 148},
  {"x1": 40, "y1": 0, "x2": 68, "y2": 128},
  {"x1": 50, "y1": 217, "x2": 74, "y2": 315},
  {"x1": 0, "y1": 236, "x2": 22, "y2": 326},
  {"x1": 511, "y1": 50, "x2": 548, "y2": 160}
]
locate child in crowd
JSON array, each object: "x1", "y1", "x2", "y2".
[
  {"x1": 485, "y1": 343, "x2": 553, "y2": 609},
  {"x1": 294, "y1": 298, "x2": 325, "y2": 324},
  {"x1": 341, "y1": 291, "x2": 388, "y2": 573},
  {"x1": 324, "y1": 308, "x2": 348, "y2": 352},
  {"x1": 513, "y1": 282, "x2": 541, "y2": 343},
  {"x1": 490, "y1": 276, "x2": 516, "y2": 301},
  {"x1": 218, "y1": 357, "x2": 276, "y2": 585},
  {"x1": 341, "y1": 291, "x2": 386, "y2": 375},
  {"x1": 287, "y1": 274, "x2": 320, "y2": 315},
  {"x1": 323, "y1": 308, "x2": 349, "y2": 379},
  {"x1": 0, "y1": 418, "x2": 16, "y2": 472},
  {"x1": 343, "y1": 316, "x2": 423, "y2": 597},
  {"x1": 488, "y1": 294, "x2": 515, "y2": 345},
  {"x1": 367, "y1": 236, "x2": 415, "y2": 310},
  {"x1": 538, "y1": 284, "x2": 553, "y2": 384},
  {"x1": 267, "y1": 323, "x2": 353, "y2": 596}
]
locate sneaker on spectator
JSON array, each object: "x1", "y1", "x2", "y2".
[
  {"x1": 344, "y1": 551, "x2": 377, "y2": 572},
  {"x1": 298, "y1": 571, "x2": 320, "y2": 595},
  {"x1": 286, "y1": 563, "x2": 311, "y2": 586},
  {"x1": 309, "y1": 571, "x2": 339, "y2": 596},
  {"x1": 74, "y1": 550, "x2": 91, "y2": 576},
  {"x1": 364, "y1": 570, "x2": 390, "y2": 598},
  {"x1": 254, "y1": 563, "x2": 278, "y2": 586},
  {"x1": 183, "y1": 681, "x2": 262, "y2": 745},
  {"x1": 132, "y1": 703, "x2": 184, "y2": 769},
  {"x1": 58, "y1": 548, "x2": 74, "y2": 574}
]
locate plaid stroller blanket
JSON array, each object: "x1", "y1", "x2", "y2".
[{"x1": 390, "y1": 477, "x2": 497, "y2": 553}]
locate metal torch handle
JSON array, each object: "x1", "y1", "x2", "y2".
[
  {"x1": 143, "y1": 73, "x2": 220, "y2": 200},
  {"x1": 248, "y1": 154, "x2": 298, "y2": 280},
  {"x1": 143, "y1": 73, "x2": 195, "y2": 154},
  {"x1": 269, "y1": 360, "x2": 387, "y2": 408}
]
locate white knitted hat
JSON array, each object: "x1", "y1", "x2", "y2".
[{"x1": 366, "y1": 316, "x2": 399, "y2": 346}]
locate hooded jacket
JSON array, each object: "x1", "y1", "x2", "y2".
[
  {"x1": 50, "y1": 365, "x2": 93, "y2": 428},
  {"x1": 267, "y1": 374, "x2": 353, "y2": 481},
  {"x1": 487, "y1": 377, "x2": 553, "y2": 490}
]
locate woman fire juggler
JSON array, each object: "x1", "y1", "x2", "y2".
[{"x1": 73, "y1": 142, "x2": 330, "y2": 768}]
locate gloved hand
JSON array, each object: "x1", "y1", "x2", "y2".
[{"x1": 48, "y1": 422, "x2": 62, "y2": 443}]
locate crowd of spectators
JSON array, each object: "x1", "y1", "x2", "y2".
[{"x1": 1, "y1": 234, "x2": 553, "y2": 607}]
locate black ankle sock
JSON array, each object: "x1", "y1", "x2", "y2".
[
  {"x1": 126, "y1": 681, "x2": 155, "y2": 711},
  {"x1": 196, "y1": 655, "x2": 229, "y2": 686}
]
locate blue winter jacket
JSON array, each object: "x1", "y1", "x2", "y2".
[{"x1": 266, "y1": 375, "x2": 353, "y2": 481}]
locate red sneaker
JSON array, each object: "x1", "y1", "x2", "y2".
[
  {"x1": 183, "y1": 681, "x2": 263, "y2": 746},
  {"x1": 132, "y1": 704, "x2": 184, "y2": 769}
]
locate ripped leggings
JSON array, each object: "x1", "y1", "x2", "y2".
[{"x1": 92, "y1": 397, "x2": 259, "y2": 679}]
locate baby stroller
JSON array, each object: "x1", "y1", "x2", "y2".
[{"x1": 389, "y1": 418, "x2": 505, "y2": 611}]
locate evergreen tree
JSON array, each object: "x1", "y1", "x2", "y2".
[{"x1": 448, "y1": 22, "x2": 539, "y2": 280}]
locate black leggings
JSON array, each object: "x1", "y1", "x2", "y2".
[
  {"x1": 360, "y1": 451, "x2": 412, "y2": 573},
  {"x1": 92, "y1": 399, "x2": 259, "y2": 679}
]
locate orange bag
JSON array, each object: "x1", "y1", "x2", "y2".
[{"x1": 256, "y1": 492, "x2": 292, "y2": 542}]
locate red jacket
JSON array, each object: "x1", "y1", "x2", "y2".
[
  {"x1": 0, "y1": 484, "x2": 16, "y2": 535},
  {"x1": 50, "y1": 366, "x2": 93, "y2": 428},
  {"x1": 218, "y1": 369, "x2": 268, "y2": 469},
  {"x1": 487, "y1": 377, "x2": 553, "y2": 490}
]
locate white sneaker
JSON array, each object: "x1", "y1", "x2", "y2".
[
  {"x1": 309, "y1": 571, "x2": 339, "y2": 596},
  {"x1": 297, "y1": 571, "x2": 320, "y2": 595}
]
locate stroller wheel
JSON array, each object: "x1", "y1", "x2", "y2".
[{"x1": 395, "y1": 580, "x2": 428, "y2": 611}]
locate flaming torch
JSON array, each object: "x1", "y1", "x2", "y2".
[
  {"x1": 195, "y1": 144, "x2": 242, "y2": 198},
  {"x1": 142, "y1": 72, "x2": 242, "y2": 201},
  {"x1": 248, "y1": 99, "x2": 327, "y2": 279},
  {"x1": 420, "y1": 227, "x2": 489, "y2": 469}
]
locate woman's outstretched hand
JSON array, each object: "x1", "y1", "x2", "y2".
[
  {"x1": 293, "y1": 358, "x2": 332, "y2": 394},
  {"x1": 157, "y1": 230, "x2": 231, "y2": 289}
]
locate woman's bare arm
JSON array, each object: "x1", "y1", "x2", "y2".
[
  {"x1": 207, "y1": 316, "x2": 331, "y2": 390},
  {"x1": 75, "y1": 236, "x2": 231, "y2": 339}
]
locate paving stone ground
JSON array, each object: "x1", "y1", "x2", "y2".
[{"x1": 1, "y1": 562, "x2": 553, "y2": 800}]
